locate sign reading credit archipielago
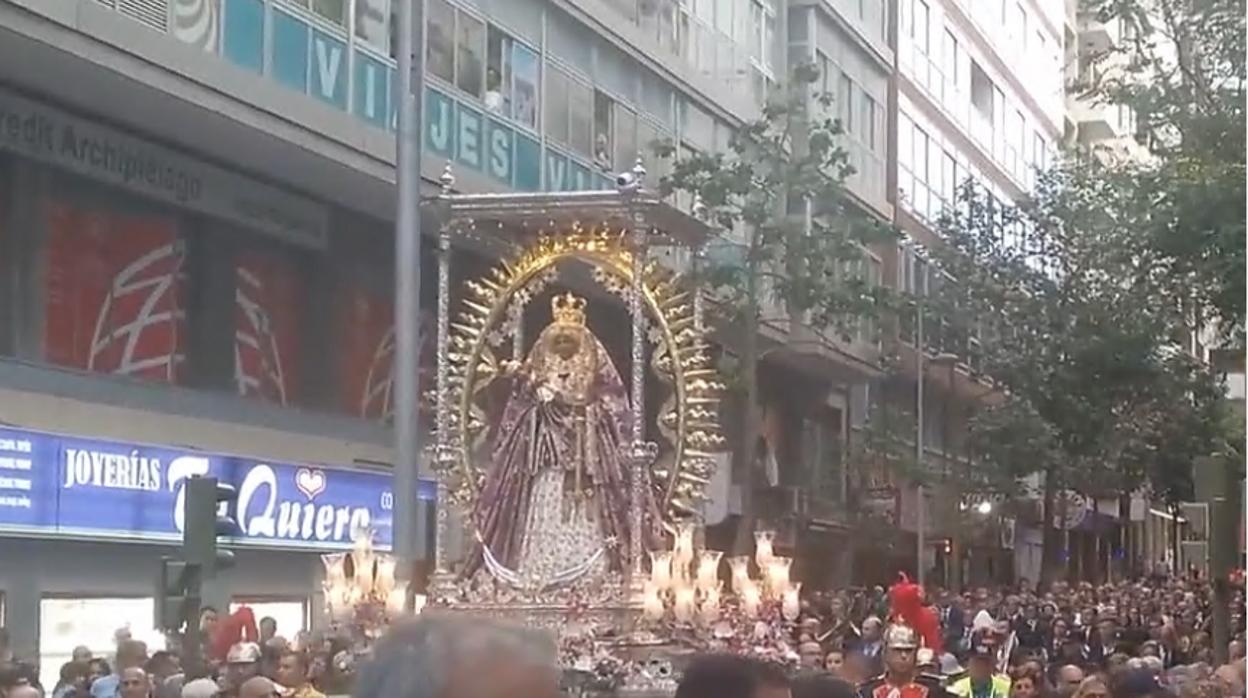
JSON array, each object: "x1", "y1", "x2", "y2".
[{"x1": 0, "y1": 88, "x2": 329, "y2": 250}]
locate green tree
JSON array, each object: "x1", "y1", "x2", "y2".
[
  {"x1": 927, "y1": 160, "x2": 1229, "y2": 585},
  {"x1": 656, "y1": 65, "x2": 894, "y2": 551},
  {"x1": 1079, "y1": 0, "x2": 1246, "y2": 346}
]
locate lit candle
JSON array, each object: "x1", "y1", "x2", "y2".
[
  {"x1": 673, "y1": 585, "x2": 697, "y2": 623},
  {"x1": 375, "y1": 557, "x2": 397, "y2": 596},
  {"x1": 386, "y1": 581, "x2": 408, "y2": 614},
  {"x1": 766, "y1": 557, "x2": 792, "y2": 599},
  {"x1": 650, "y1": 551, "x2": 673, "y2": 591},
  {"x1": 741, "y1": 580, "x2": 762, "y2": 618},
  {"x1": 700, "y1": 586, "x2": 721, "y2": 624},
  {"x1": 782, "y1": 582, "x2": 802, "y2": 621},
  {"x1": 754, "y1": 530, "x2": 776, "y2": 568},
  {"x1": 643, "y1": 583, "x2": 665, "y2": 621},
  {"x1": 696, "y1": 550, "x2": 722, "y2": 591},
  {"x1": 728, "y1": 556, "x2": 752, "y2": 593}
]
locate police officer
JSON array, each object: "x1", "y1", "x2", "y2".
[
  {"x1": 947, "y1": 642, "x2": 1011, "y2": 698},
  {"x1": 857, "y1": 625, "x2": 949, "y2": 698}
]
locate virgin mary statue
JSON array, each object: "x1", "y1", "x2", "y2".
[{"x1": 469, "y1": 293, "x2": 645, "y2": 585}]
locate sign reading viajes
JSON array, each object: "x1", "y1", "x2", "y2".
[{"x1": 0, "y1": 89, "x2": 330, "y2": 250}]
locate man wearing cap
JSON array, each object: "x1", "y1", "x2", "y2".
[
  {"x1": 947, "y1": 643, "x2": 1010, "y2": 698},
  {"x1": 856, "y1": 625, "x2": 948, "y2": 698}
]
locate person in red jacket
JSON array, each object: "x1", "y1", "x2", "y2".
[{"x1": 890, "y1": 574, "x2": 943, "y2": 654}]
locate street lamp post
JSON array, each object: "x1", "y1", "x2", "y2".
[
  {"x1": 914, "y1": 259, "x2": 959, "y2": 588},
  {"x1": 394, "y1": 0, "x2": 427, "y2": 606}
]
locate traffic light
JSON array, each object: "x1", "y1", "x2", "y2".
[
  {"x1": 184, "y1": 475, "x2": 239, "y2": 575},
  {"x1": 156, "y1": 557, "x2": 200, "y2": 633}
]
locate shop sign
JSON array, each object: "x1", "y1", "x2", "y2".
[
  {"x1": 0, "y1": 426, "x2": 434, "y2": 551},
  {"x1": 0, "y1": 89, "x2": 330, "y2": 250}
]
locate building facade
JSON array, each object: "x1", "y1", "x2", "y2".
[{"x1": 0, "y1": 0, "x2": 1081, "y2": 667}]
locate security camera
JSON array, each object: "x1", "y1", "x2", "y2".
[{"x1": 615, "y1": 171, "x2": 639, "y2": 192}]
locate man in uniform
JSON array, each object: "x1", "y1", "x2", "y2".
[
  {"x1": 857, "y1": 625, "x2": 948, "y2": 698},
  {"x1": 948, "y1": 643, "x2": 1011, "y2": 698}
]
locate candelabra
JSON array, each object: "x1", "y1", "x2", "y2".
[
  {"x1": 322, "y1": 530, "x2": 415, "y2": 639},
  {"x1": 639, "y1": 525, "x2": 801, "y2": 657}
]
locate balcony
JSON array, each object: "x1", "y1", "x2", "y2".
[
  {"x1": 1077, "y1": 11, "x2": 1119, "y2": 55},
  {"x1": 1070, "y1": 98, "x2": 1118, "y2": 143}
]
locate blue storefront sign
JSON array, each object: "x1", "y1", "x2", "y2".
[{"x1": 0, "y1": 427, "x2": 434, "y2": 551}]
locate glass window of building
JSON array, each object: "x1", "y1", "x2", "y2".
[
  {"x1": 837, "y1": 72, "x2": 854, "y2": 135},
  {"x1": 970, "y1": 61, "x2": 994, "y2": 118},
  {"x1": 860, "y1": 93, "x2": 877, "y2": 150},
  {"x1": 569, "y1": 78, "x2": 594, "y2": 158},
  {"x1": 427, "y1": 0, "x2": 455, "y2": 83},
  {"x1": 614, "y1": 105, "x2": 638, "y2": 172},
  {"x1": 39, "y1": 597, "x2": 165, "y2": 690},
  {"x1": 593, "y1": 91, "x2": 615, "y2": 170},
  {"x1": 546, "y1": 66, "x2": 572, "y2": 147},
  {"x1": 512, "y1": 42, "x2": 539, "y2": 129},
  {"x1": 229, "y1": 600, "x2": 308, "y2": 639},
  {"x1": 912, "y1": 0, "x2": 930, "y2": 52},
  {"x1": 354, "y1": 0, "x2": 390, "y2": 52},
  {"x1": 456, "y1": 11, "x2": 485, "y2": 98},
  {"x1": 311, "y1": 0, "x2": 347, "y2": 26},
  {"x1": 485, "y1": 26, "x2": 512, "y2": 117}
]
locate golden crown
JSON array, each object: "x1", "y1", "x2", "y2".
[{"x1": 551, "y1": 293, "x2": 587, "y2": 325}]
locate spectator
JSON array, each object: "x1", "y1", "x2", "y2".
[
  {"x1": 118, "y1": 668, "x2": 149, "y2": 698},
  {"x1": 238, "y1": 677, "x2": 279, "y2": 698},
  {"x1": 676, "y1": 654, "x2": 791, "y2": 698},
  {"x1": 92, "y1": 640, "x2": 148, "y2": 698},
  {"x1": 793, "y1": 672, "x2": 857, "y2": 698},
  {"x1": 258, "y1": 619, "x2": 277, "y2": 646},
  {"x1": 53, "y1": 661, "x2": 91, "y2": 698},
  {"x1": 275, "y1": 652, "x2": 323, "y2": 698},
  {"x1": 353, "y1": 613, "x2": 558, "y2": 698},
  {"x1": 179, "y1": 679, "x2": 218, "y2": 698},
  {"x1": 1055, "y1": 665, "x2": 1087, "y2": 698}
]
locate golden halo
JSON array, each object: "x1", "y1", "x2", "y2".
[{"x1": 443, "y1": 226, "x2": 723, "y2": 526}]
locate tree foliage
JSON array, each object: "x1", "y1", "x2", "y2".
[
  {"x1": 1081, "y1": 0, "x2": 1246, "y2": 346},
  {"x1": 655, "y1": 65, "x2": 895, "y2": 549},
  {"x1": 928, "y1": 158, "x2": 1233, "y2": 581}
]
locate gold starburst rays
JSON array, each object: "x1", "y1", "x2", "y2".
[{"x1": 443, "y1": 224, "x2": 724, "y2": 524}]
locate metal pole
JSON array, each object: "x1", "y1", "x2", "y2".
[
  {"x1": 915, "y1": 263, "x2": 926, "y2": 588},
  {"x1": 394, "y1": 0, "x2": 427, "y2": 598}
]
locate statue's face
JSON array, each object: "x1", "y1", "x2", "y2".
[{"x1": 535, "y1": 325, "x2": 596, "y2": 404}]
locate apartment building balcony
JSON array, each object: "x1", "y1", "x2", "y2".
[
  {"x1": 1077, "y1": 10, "x2": 1119, "y2": 55},
  {"x1": 1070, "y1": 97, "x2": 1119, "y2": 143}
]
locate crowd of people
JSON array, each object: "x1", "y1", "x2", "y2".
[
  {"x1": 789, "y1": 576, "x2": 1246, "y2": 698},
  {"x1": 0, "y1": 575, "x2": 1243, "y2": 698},
  {"x1": 0, "y1": 606, "x2": 362, "y2": 698}
]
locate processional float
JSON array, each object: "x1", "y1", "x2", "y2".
[{"x1": 421, "y1": 162, "x2": 802, "y2": 696}]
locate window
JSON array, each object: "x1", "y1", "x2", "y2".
[
  {"x1": 970, "y1": 61, "x2": 993, "y2": 118},
  {"x1": 229, "y1": 599, "x2": 308, "y2": 639},
  {"x1": 485, "y1": 27, "x2": 511, "y2": 116},
  {"x1": 593, "y1": 91, "x2": 614, "y2": 170},
  {"x1": 861, "y1": 94, "x2": 878, "y2": 151},
  {"x1": 546, "y1": 66, "x2": 571, "y2": 147},
  {"x1": 941, "y1": 151, "x2": 956, "y2": 207},
  {"x1": 912, "y1": 0, "x2": 930, "y2": 52},
  {"x1": 427, "y1": 0, "x2": 455, "y2": 83},
  {"x1": 355, "y1": 0, "x2": 390, "y2": 52},
  {"x1": 838, "y1": 72, "x2": 854, "y2": 134},
  {"x1": 455, "y1": 12, "x2": 485, "y2": 97},
  {"x1": 311, "y1": 0, "x2": 347, "y2": 26},
  {"x1": 614, "y1": 106, "x2": 638, "y2": 173},
  {"x1": 943, "y1": 30, "x2": 958, "y2": 86},
  {"x1": 39, "y1": 597, "x2": 165, "y2": 690},
  {"x1": 569, "y1": 78, "x2": 593, "y2": 158},
  {"x1": 512, "y1": 42, "x2": 539, "y2": 129}
]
